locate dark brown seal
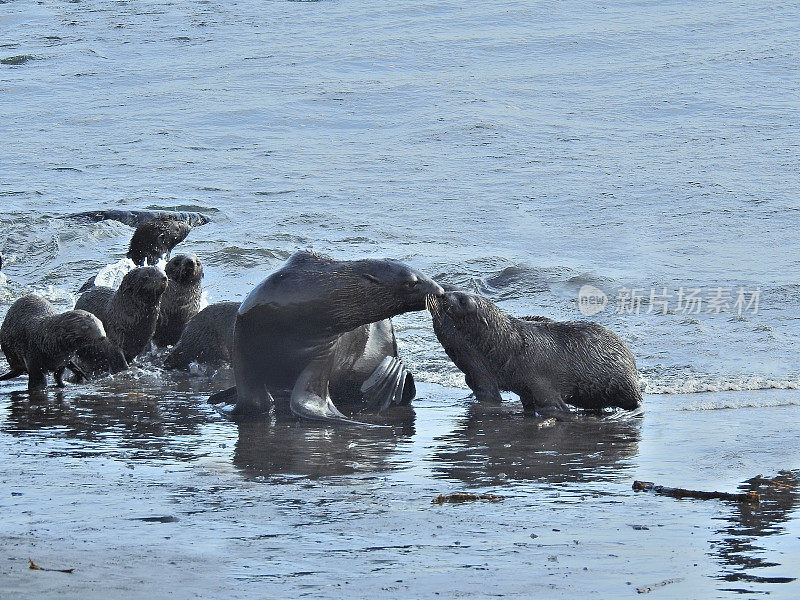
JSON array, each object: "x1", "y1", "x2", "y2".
[
  {"x1": 428, "y1": 290, "x2": 642, "y2": 415},
  {"x1": 0, "y1": 294, "x2": 127, "y2": 390},
  {"x1": 153, "y1": 254, "x2": 204, "y2": 348},
  {"x1": 126, "y1": 216, "x2": 192, "y2": 266},
  {"x1": 67, "y1": 209, "x2": 210, "y2": 266},
  {"x1": 163, "y1": 301, "x2": 239, "y2": 369},
  {"x1": 75, "y1": 210, "x2": 211, "y2": 292},
  {"x1": 75, "y1": 266, "x2": 168, "y2": 364}
]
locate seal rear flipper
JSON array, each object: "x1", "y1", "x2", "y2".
[
  {"x1": 291, "y1": 362, "x2": 388, "y2": 427},
  {"x1": 360, "y1": 355, "x2": 414, "y2": 412},
  {"x1": 0, "y1": 369, "x2": 24, "y2": 381}
]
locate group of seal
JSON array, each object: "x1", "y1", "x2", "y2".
[
  {"x1": 1, "y1": 210, "x2": 643, "y2": 423},
  {"x1": 0, "y1": 211, "x2": 207, "y2": 389}
]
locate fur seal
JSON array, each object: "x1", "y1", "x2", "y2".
[
  {"x1": 0, "y1": 294, "x2": 127, "y2": 390},
  {"x1": 70, "y1": 209, "x2": 210, "y2": 264},
  {"x1": 75, "y1": 266, "x2": 168, "y2": 364},
  {"x1": 153, "y1": 254, "x2": 204, "y2": 347},
  {"x1": 125, "y1": 216, "x2": 193, "y2": 266},
  {"x1": 428, "y1": 290, "x2": 642, "y2": 415},
  {"x1": 163, "y1": 301, "x2": 239, "y2": 369},
  {"x1": 211, "y1": 251, "x2": 444, "y2": 423}
]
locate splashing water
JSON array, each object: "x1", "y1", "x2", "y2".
[{"x1": 93, "y1": 258, "x2": 137, "y2": 289}]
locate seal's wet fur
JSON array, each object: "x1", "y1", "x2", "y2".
[
  {"x1": 428, "y1": 290, "x2": 642, "y2": 414},
  {"x1": 153, "y1": 254, "x2": 204, "y2": 347},
  {"x1": 75, "y1": 266, "x2": 168, "y2": 364},
  {"x1": 164, "y1": 301, "x2": 239, "y2": 369},
  {"x1": 127, "y1": 216, "x2": 192, "y2": 266},
  {"x1": 223, "y1": 251, "x2": 444, "y2": 421},
  {"x1": 0, "y1": 294, "x2": 127, "y2": 390}
]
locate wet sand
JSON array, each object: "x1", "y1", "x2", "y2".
[{"x1": 1, "y1": 380, "x2": 799, "y2": 598}]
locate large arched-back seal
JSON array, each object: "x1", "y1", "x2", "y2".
[
  {"x1": 428, "y1": 290, "x2": 642, "y2": 415},
  {"x1": 75, "y1": 266, "x2": 168, "y2": 365},
  {"x1": 212, "y1": 251, "x2": 443, "y2": 423},
  {"x1": 0, "y1": 294, "x2": 127, "y2": 390},
  {"x1": 153, "y1": 254, "x2": 203, "y2": 347}
]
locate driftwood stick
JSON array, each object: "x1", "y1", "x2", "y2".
[
  {"x1": 633, "y1": 480, "x2": 760, "y2": 503},
  {"x1": 28, "y1": 558, "x2": 74, "y2": 574},
  {"x1": 433, "y1": 493, "x2": 505, "y2": 504},
  {"x1": 636, "y1": 577, "x2": 684, "y2": 594}
]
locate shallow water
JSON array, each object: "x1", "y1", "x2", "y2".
[
  {"x1": 1, "y1": 0, "x2": 799, "y2": 597},
  {"x1": 1, "y1": 383, "x2": 799, "y2": 598}
]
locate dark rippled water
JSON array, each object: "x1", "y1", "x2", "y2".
[{"x1": 1, "y1": 1, "x2": 799, "y2": 597}]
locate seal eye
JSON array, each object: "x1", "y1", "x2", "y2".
[
  {"x1": 362, "y1": 274, "x2": 381, "y2": 284},
  {"x1": 404, "y1": 280, "x2": 420, "y2": 289}
]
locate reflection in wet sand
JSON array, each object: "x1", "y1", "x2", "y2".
[
  {"x1": 715, "y1": 471, "x2": 799, "y2": 592},
  {"x1": 2, "y1": 388, "x2": 211, "y2": 460},
  {"x1": 233, "y1": 407, "x2": 416, "y2": 479},
  {"x1": 432, "y1": 402, "x2": 642, "y2": 486}
]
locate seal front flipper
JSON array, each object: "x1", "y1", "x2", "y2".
[
  {"x1": 520, "y1": 380, "x2": 572, "y2": 420},
  {"x1": 360, "y1": 355, "x2": 415, "y2": 412},
  {"x1": 26, "y1": 364, "x2": 48, "y2": 391},
  {"x1": 67, "y1": 360, "x2": 88, "y2": 383},
  {"x1": 291, "y1": 359, "x2": 387, "y2": 427},
  {"x1": 209, "y1": 386, "x2": 274, "y2": 421}
]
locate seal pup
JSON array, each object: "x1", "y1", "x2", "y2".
[
  {"x1": 75, "y1": 210, "x2": 211, "y2": 292},
  {"x1": 163, "y1": 301, "x2": 239, "y2": 369},
  {"x1": 75, "y1": 266, "x2": 168, "y2": 365},
  {"x1": 0, "y1": 294, "x2": 127, "y2": 390},
  {"x1": 153, "y1": 254, "x2": 204, "y2": 347},
  {"x1": 125, "y1": 216, "x2": 192, "y2": 266},
  {"x1": 428, "y1": 290, "x2": 642, "y2": 415},
  {"x1": 211, "y1": 251, "x2": 443, "y2": 423}
]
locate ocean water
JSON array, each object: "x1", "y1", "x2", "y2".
[
  {"x1": 1, "y1": 0, "x2": 799, "y2": 393},
  {"x1": 1, "y1": 1, "x2": 799, "y2": 597}
]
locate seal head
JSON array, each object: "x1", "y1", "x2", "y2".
[{"x1": 153, "y1": 254, "x2": 204, "y2": 348}]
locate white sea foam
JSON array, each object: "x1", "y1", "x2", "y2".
[
  {"x1": 94, "y1": 257, "x2": 137, "y2": 289},
  {"x1": 36, "y1": 284, "x2": 77, "y2": 307},
  {"x1": 641, "y1": 374, "x2": 800, "y2": 395}
]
